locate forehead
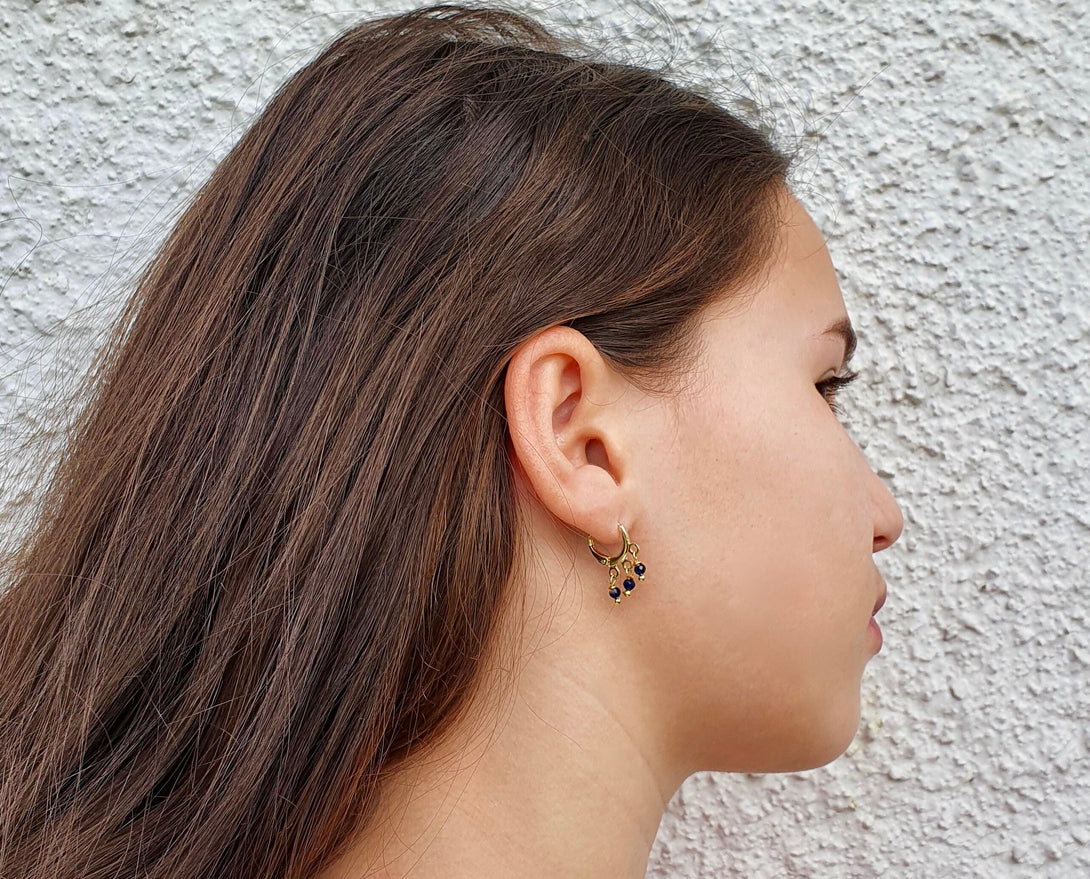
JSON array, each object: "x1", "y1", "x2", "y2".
[
  {"x1": 758, "y1": 195, "x2": 844, "y2": 323},
  {"x1": 703, "y1": 194, "x2": 848, "y2": 351}
]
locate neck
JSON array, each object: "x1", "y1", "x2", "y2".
[{"x1": 314, "y1": 540, "x2": 687, "y2": 878}]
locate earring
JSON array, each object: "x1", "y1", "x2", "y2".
[{"x1": 586, "y1": 523, "x2": 646, "y2": 604}]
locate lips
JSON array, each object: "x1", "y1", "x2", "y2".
[{"x1": 872, "y1": 582, "x2": 887, "y2": 616}]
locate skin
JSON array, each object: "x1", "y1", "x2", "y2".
[{"x1": 315, "y1": 191, "x2": 904, "y2": 879}]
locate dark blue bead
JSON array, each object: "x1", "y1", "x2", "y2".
[
  {"x1": 609, "y1": 585, "x2": 622, "y2": 600},
  {"x1": 634, "y1": 563, "x2": 645, "y2": 576},
  {"x1": 624, "y1": 578, "x2": 635, "y2": 591}
]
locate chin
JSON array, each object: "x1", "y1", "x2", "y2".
[
  {"x1": 786, "y1": 699, "x2": 863, "y2": 771},
  {"x1": 692, "y1": 678, "x2": 865, "y2": 773},
  {"x1": 703, "y1": 711, "x2": 863, "y2": 774},
  {"x1": 753, "y1": 696, "x2": 863, "y2": 773}
]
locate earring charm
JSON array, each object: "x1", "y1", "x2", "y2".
[{"x1": 587, "y1": 523, "x2": 646, "y2": 603}]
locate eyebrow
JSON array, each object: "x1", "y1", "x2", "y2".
[{"x1": 820, "y1": 316, "x2": 857, "y2": 367}]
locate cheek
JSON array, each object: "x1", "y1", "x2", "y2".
[
  {"x1": 645, "y1": 398, "x2": 870, "y2": 769},
  {"x1": 651, "y1": 403, "x2": 862, "y2": 630},
  {"x1": 717, "y1": 418, "x2": 870, "y2": 658},
  {"x1": 692, "y1": 403, "x2": 846, "y2": 539}
]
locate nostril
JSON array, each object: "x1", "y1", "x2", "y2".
[{"x1": 871, "y1": 475, "x2": 904, "y2": 552}]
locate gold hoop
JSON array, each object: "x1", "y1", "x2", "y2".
[
  {"x1": 586, "y1": 524, "x2": 645, "y2": 604},
  {"x1": 586, "y1": 523, "x2": 630, "y2": 567}
]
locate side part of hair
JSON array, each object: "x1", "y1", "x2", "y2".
[{"x1": 0, "y1": 5, "x2": 789, "y2": 878}]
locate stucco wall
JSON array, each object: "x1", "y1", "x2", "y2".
[{"x1": 1, "y1": 1, "x2": 1086, "y2": 876}]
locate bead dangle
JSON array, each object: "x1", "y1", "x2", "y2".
[{"x1": 586, "y1": 523, "x2": 647, "y2": 604}]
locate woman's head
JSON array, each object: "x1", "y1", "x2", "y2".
[
  {"x1": 0, "y1": 4, "x2": 897, "y2": 878},
  {"x1": 504, "y1": 190, "x2": 903, "y2": 786}
]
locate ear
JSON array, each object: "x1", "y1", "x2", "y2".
[{"x1": 504, "y1": 325, "x2": 636, "y2": 551}]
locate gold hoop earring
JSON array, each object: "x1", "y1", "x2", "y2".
[{"x1": 586, "y1": 523, "x2": 646, "y2": 604}]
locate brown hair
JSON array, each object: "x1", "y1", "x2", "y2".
[{"x1": 0, "y1": 4, "x2": 790, "y2": 877}]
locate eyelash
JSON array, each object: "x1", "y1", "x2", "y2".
[{"x1": 816, "y1": 369, "x2": 859, "y2": 416}]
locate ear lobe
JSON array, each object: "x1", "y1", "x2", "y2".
[{"x1": 504, "y1": 326, "x2": 629, "y2": 537}]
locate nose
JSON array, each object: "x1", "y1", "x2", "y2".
[{"x1": 869, "y1": 466, "x2": 904, "y2": 553}]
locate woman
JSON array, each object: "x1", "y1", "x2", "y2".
[{"x1": 0, "y1": 4, "x2": 903, "y2": 878}]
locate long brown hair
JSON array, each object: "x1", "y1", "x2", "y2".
[{"x1": 0, "y1": 4, "x2": 790, "y2": 877}]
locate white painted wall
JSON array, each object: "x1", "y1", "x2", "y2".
[{"x1": 2, "y1": 1, "x2": 1086, "y2": 876}]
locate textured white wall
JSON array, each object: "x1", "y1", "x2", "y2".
[{"x1": 2, "y1": 1, "x2": 1087, "y2": 876}]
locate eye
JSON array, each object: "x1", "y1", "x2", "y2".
[{"x1": 816, "y1": 368, "x2": 859, "y2": 417}]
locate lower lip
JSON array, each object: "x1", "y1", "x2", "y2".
[{"x1": 868, "y1": 616, "x2": 882, "y2": 651}]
